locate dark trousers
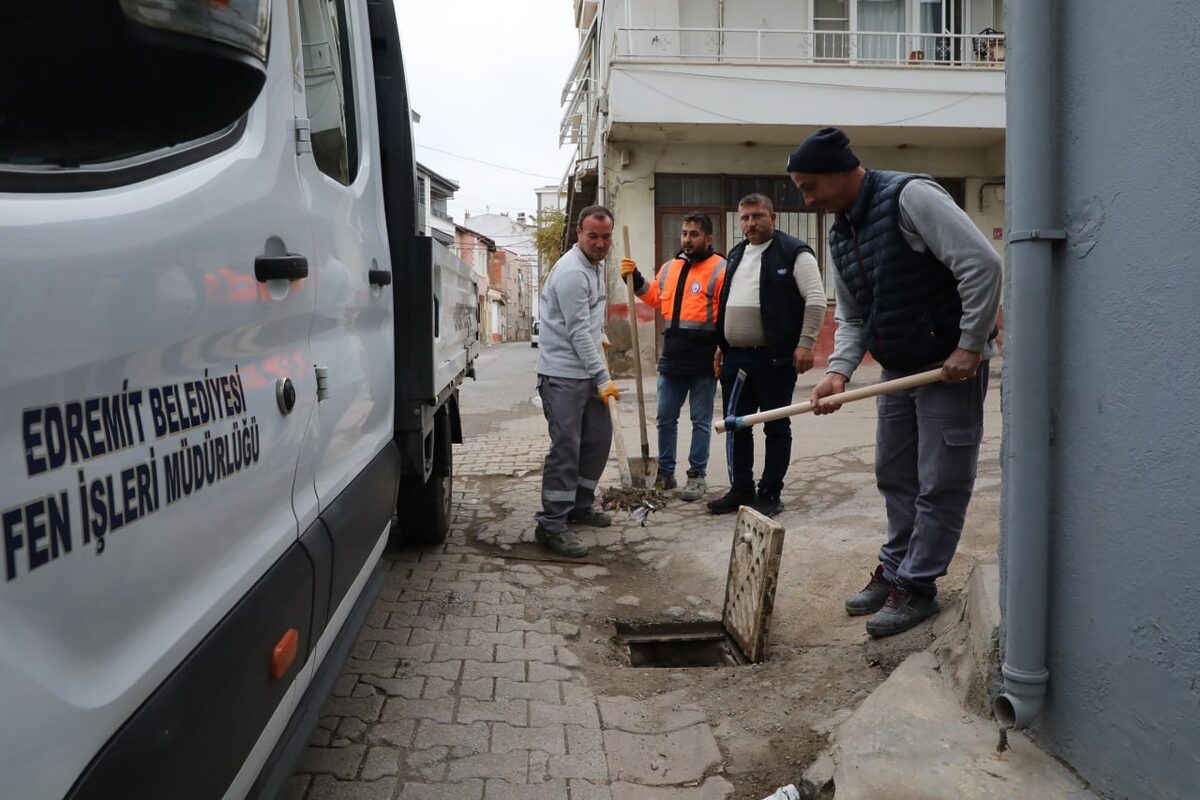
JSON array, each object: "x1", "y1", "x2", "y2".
[
  {"x1": 535, "y1": 375, "x2": 612, "y2": 534},
  {"x1": 875, "y1": 363, "x2": 989, "y2": 596},
  {"x1": 719, "y1": 348, "x2": 798, "y2": 497}
]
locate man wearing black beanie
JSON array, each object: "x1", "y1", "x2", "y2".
[{"x1": 788, "y1": 127, "x2": 1002, "y2": 638}]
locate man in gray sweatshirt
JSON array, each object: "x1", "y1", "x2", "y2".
[
  {"x1": 789, "y1": 127, "x2": 1002, "y2": 637},
  {"x1": 533, "y1": 205, "x2": 620, "y2": 558}
]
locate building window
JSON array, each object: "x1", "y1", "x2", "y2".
[{"x1": 814, "y1": 0, "x2": 850, "y2": 61}]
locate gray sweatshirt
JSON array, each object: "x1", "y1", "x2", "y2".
[
  {"x1": 827, "y1": 179, "x2": 1002, "y2": 379},
  {"x1": 536, "y1": 245, "x2": 609, "y2": 385}
]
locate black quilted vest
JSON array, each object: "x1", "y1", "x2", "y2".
[
  {"x1": 718, "y1": 230, "x2": 814, "y2": 367},
  {"x1": 829, "y1": 170, "x2": 963, "y2": 372}
]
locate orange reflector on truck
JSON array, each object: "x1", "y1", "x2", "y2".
[{"x1": 271, "y1": 628, "x2": 299, "y2": 680}]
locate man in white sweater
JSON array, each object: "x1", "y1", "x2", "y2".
[{"x1": 711, "y1": 194, "x2": 827, "y2": 518}]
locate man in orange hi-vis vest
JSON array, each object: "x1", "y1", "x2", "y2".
[{"x1": 620, "y1": 213, "x2": 726, "y2": 501}]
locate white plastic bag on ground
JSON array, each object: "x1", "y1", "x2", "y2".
[{"x1": 760, "y1": 786, "x2": 800, "y2": 800}]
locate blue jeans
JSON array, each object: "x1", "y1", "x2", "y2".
[{"x1": 656, "y1": 373, "x2": 717, "y2": 477}]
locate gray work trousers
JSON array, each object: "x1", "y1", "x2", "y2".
[
  {"x1": 875, "y1": 363, "x2": 989, "y2": 596},
  {"x1": 535, "y1": 374, "x2": 612, "y2": 534}
]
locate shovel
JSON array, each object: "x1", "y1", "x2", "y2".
[
  {"x1": 599, "y1": 350, "x2": 637, "y2": 488},
  {"x1": 622, "y1": 225, "x2": 657, "y2": 488},
  {"x1": 714, "y1": 368, "x2": 944, "y2": 432}
]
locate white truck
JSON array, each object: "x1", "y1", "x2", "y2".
[{"x1": 0, "y1": 1, "x2": 476, "y2": 797}]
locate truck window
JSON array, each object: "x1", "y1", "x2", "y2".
[
  {"x1": 298, "y1": 0, "x2": 359, "y2": 185},
  {"x1": 0, "y1": 3, "x2": 269, "y2": 190}
]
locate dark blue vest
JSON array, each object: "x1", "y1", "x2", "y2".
[
  {"x1": 829, "y1": 170, "x2": 963, "y2": 372},
  {"x1": 718, "y1": 230, "x2": 814, "y2": 367}
]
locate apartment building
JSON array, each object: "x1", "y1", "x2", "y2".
[{"x1": 560, "y1": 0, "x2": 1006, "y2": 362}]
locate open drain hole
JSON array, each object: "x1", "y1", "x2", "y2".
[{"x1": 615, "y1": 620, "x2": 749, "y2": 668}]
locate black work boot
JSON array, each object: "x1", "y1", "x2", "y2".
[
  {"x1": 654, "y1": 471, "x2": 677, "y2": 491},
  {"x1": 865, "y1": 586, "x2": 940, "y2": 637},
  {"x1": 845, "y1": 565, "x2": 893, "y2": 617},
  {"x1": 751, "y1": 491, "x2": 784, "y2": 518},
  {"x1": 706, "y1": 488, "x2": 756, "y2": 515},
  {"x1": 534, "y1": 526, "x2": 590, "y2": 558}
]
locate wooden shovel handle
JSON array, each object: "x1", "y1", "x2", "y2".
[{"x1": 714, "y1": 368, "x2": 944, "y2": 432}]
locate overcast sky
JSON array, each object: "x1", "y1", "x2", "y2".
[{"x1": 396, "y1": 1, "x2": 579, "y2": 221}]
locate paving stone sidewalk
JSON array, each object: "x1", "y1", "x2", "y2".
[
  {"x1": 287, "y1": 343, "x2": 732, "y2": 799},
  {"x1": 285, "y1": 531, "x2": 732, "y2": 800}
]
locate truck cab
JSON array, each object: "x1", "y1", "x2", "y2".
[{"x1": 0, "y1": 1, "x2": 475, "y2": 797}]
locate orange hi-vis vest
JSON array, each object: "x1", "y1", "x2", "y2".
[{"x1": 635, "y1": 251, "x2": 727, "y2": 332}]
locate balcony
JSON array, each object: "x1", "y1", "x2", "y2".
[
  {"x1": 601, "y1": 24, "x2": 1005, "y2": 145},
  {"x1": 615, "y1": 26, "x2": 1004, "y2": 68}
]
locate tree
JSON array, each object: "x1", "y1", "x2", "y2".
[{"x1": 534, "y1": 209, "x2": 565, "y2": 293}]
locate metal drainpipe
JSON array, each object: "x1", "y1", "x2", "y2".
[{"x1": 993, "y1": 0, "x2": 1060, "y2": 730}]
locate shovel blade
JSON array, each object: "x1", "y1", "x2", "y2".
[{"x1": 628, "y1": 457, "x2": 658, "y2": 489}]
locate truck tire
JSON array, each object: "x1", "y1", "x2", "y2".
[{"x1": 397, "y1": 410, "x2": 453, "y2": 545}]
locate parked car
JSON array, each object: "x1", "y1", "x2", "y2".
[
  {"x1": 531, "y1": 319, "x2": 540, "y2": 348},
  {"x1": 0, "y1": 1, "x2": 475, "y2": 798}
]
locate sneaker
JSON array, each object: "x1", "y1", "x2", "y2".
[
  {"x1": 844, "y1": 565, "x2": 893, "y2": 617},
  {"x1": 751, "y1": 492, "x2": 784, "y2": 518},
  {"x1": 567, "y1": 506, "x2": 612, "y2": 527},
  {"x1": 865, "y1": 586, "x2": 939, "y2": 637},
  {"x1": 534, "y1": 526, "x2": 590, "y2": 558},
  {"x1": 706, "y1": 488, "x2": 756, "y2": 515},
  {"x1": 680, "y1": 471, "x2": 706, "y2": 502},
  {"x1": 654, "y1": 471, "x2": 677, "y2": 491}
]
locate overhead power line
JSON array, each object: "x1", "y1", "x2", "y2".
[{"x1": 417, "y1": 144, "x2": 560, "y2": 180}]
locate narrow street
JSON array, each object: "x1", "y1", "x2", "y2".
[{"x1": 287, "y1": 342, "x2": 1003, "y2": 799}]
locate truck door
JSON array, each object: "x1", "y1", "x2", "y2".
[
  {"x1": 0, "y1": 2, "x2": 317, "y2": 797},
  {"x1": 292, "y1": 0, "x2": 398, "y2": 614}
]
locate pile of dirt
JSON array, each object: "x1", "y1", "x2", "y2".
[{"x1": 599, "y1": 486, "x2": 668, "y2": 525}]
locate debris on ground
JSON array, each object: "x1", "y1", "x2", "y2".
[
  {"x1": 760, "y1": 785, "x2": 801, "y2": 800},
  {"x1": 600, "y1": 486, "x2": 668, "y2": 525}
]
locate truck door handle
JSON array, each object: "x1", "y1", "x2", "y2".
[
  {"x1": 255, "y1": 254, "x2": 309, "y2": 282},
  {"x1": 369, "y1": 269, "x2": 392, "y2": 286}
]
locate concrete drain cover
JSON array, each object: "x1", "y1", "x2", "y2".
[
  {"x1": 616, "y1": 507, "x2": 785, "y2": 667},
  {"x1": 722, "y1": 506, "x2": 786, "y2": 662}
]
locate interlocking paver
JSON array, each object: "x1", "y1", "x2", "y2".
[
  {"x1": 397, "y1": 779, "x2": 484, "y2": 800},
  {"x1": 495, "y1": 677, "x2": 561, "y2": 704},
  {"x1": 468, "y1": 630, "x2": 526, "y2": 648},
  {"x1": 323, "y1": 695, "x2": 384, "y2": 722},
  {"x1": 368, "y1": 720, "x2": 416, "y2": 747},
  {"x1": 433, "y1": 644, "x2": 495, "y2": 662},
  {"x1": 459, "y1": 677, "x2": 495, "y2": 701},
  {"x1": 308, "y1": 776, "x2": 399, "y2": 800},
  {"x1": 401, "y1": 660, "x2": 463, "y2": 680},
  {"x1": 482, "y1": 778, "x2": 569, "y2": 799},
  {"x1": 463, "y1": 660, "x2": 526, "y2": 681},
  {"x1": 382, "y1": 697, "x2": 454, "y2": 723},
  {"x1": 360, "y1": 747, "x2": 399, "y2": 781},
  {"x1": 530, "y1": 700, "x2": 601, "y2": 728},
  {"x1": 297, "y1": 744, "x2": 366, "y2": 780},
  {"x1": 446, "y1": 751, "x2": 529, "y2": 782},
  {"x1": 409, "y1": 628, "x2": 469, "y2": 646},
  {"x1": 495, "y1": 644, "x2": 556, "y2": 663},
  {"x1": 415, "y1": 721, "x2": 490, "y2": 755},
  {"x1": 457, "y1": 698, "x2": 529, "y2": 725},
  {"x1": 492, "y1": 722, "x2": 566, "y2": 755},
  {"x1": 547, "y1": 751, "x2": 609, "y2": 781},
  {"x1": 359, "y1": 675, "x2": 424, "y2": 698}
]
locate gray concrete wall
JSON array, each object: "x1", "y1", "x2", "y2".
[{"x1": 1001, "y1": 2, "x2": 1200, "y2": 796}]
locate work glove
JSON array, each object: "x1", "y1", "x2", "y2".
[
  {"x1": 619, "y1": 257, "x2": 645, "y2": 291},
  {"x1": 596, "y1": 380, "x2": 621, "y2": 403}
]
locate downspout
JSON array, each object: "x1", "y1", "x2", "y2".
[{"x1": 993, "y1": 0, "x2": 1060, "y2": 730}]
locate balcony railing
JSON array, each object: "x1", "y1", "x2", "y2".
[{"x1": 615, "y1": 27, "x2": 1005, "y2": 68}]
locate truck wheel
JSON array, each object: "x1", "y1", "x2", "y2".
[{"x1": 397, "y1": 411, "x2": 453, "y2": 545}]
